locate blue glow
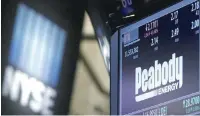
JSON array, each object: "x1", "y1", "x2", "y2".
[{"x1": 9, "y1": 3, "x2": 67, "y2": 87}]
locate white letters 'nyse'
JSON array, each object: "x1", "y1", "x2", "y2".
[{"x1": 2, "y1": 3, "x2": 66, "y2": 115}]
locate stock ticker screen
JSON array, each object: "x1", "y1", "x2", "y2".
[{"x1": 119, "y1": 0, "x2": 200, "y2": 115}]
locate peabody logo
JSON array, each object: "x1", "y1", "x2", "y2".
[
  {"x1": 2, "y1": 3, "x2": 66, "y2": 115},
  {"x1": 135, "y1": 53, "x2": 183, "y2": 102}
]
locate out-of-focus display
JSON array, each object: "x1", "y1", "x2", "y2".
[
  {"x1": 120, "y1": 0, "x2": 134, "y2": 16},
  {"x1": 111, "y1": 0, "x2": 200, "y2": 115},
  {"x1": 2, "y1": 3, "x2": 66, "y2": 115}
]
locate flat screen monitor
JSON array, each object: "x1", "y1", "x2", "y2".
[{"x1": 111, "y1": 0, "x2": 200, "y2": 115}]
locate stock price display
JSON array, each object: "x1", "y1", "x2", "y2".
[{"x1": 120, "y1": 0, "x2": 200, "y2": 115}]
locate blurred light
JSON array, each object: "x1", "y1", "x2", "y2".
[
  {"x1": 123, "y1": 14, "x2": 135, "y2": 18},
  {"x1": 116, "y1": 25, "x2": 124, "y2": 28},
  {"x1": 98, "y1": 36, "x2": 110, "y2": 71}
]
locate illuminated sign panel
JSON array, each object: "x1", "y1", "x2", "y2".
[
  {"x1": 2, "y1": 3, "x2": 66, "y2": 115},
  {"x1": 118, "y1": 0, "x2": 200, "y2": 115},
  {"x1": 120, "y1": 0, "x2": 134, "y2": 16}
]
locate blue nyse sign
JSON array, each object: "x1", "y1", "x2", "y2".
[{"x1": 2, "y1": 3, "x2": 67, "y2": 115}]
